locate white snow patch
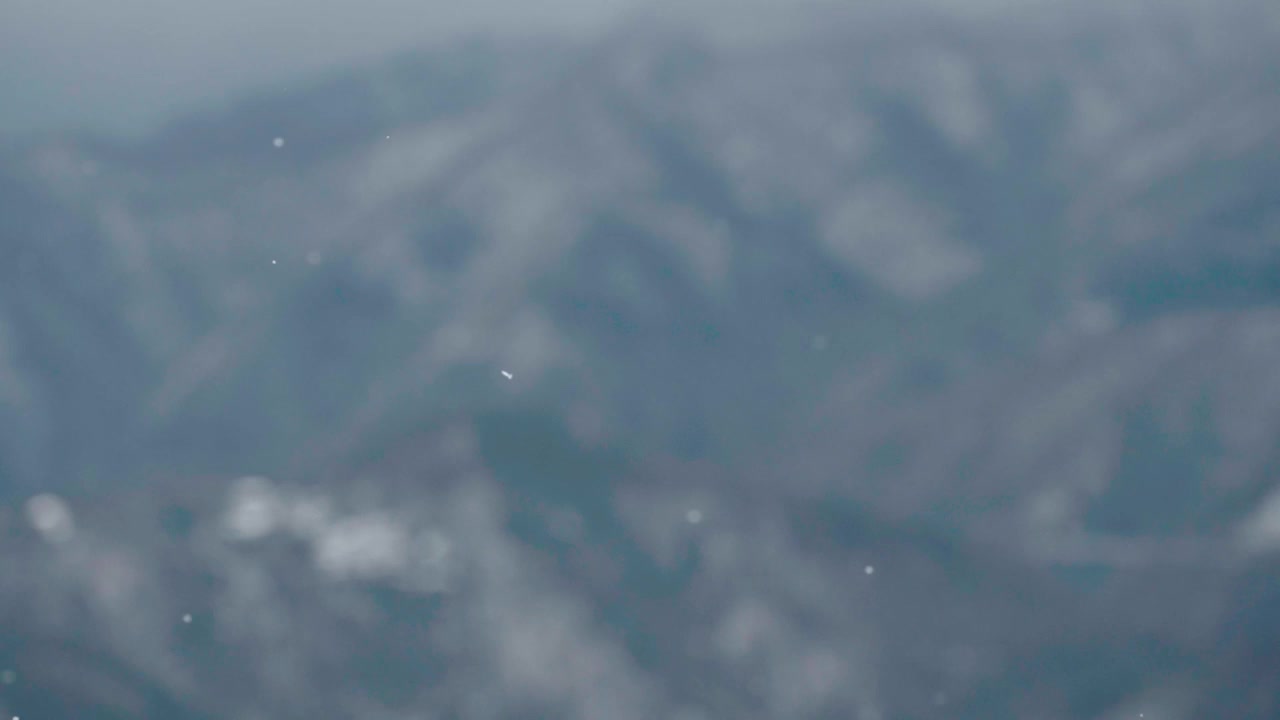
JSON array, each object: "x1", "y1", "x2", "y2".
[
  {"x1": 25, "y1": 493, "x2": 74, "y2": 543},
  {"x1": 314, "y1": 514, "x2": 409, "y2": 580},
  {"x1": 354, "y1": 120, "x2": 487, "y2": 207},
  {"x1": 1238, "y1": 488, "x2": 1280, "y2": 553},
  {"x1": 821, "y1": 184, "x2": 981, "y2": 301},
  {"x1": 224, "y1": 476, "x2": 280, "y2": 541},
  {"x1": 715, "y1": 599, "x2": 777, "y2": 660},
  {"x1": 910, "y1": 50, "x2": 988, "y2": 148},
  {"x1": 284, "y1": 496, "x2": 333, "y2": 539},
  {"x1": 499, "y1": 308, "x2": 562, "y2": 381},
  {"x1": 1026, "y1": 486, "x2": 1078, "y2": 533},
  {"x1": 1071, "y1": 298, "x2": 1118, "y2": 335},
  {"x1": 418, "y1": 529, "x2": 453, "y2": 564}
]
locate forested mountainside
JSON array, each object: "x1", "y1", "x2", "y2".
[{"x1": 2, "y1": 0, "x2": 1279, "y2": 717}]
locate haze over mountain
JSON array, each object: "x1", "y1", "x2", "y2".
[{"x1": 2, "y1": 0, "x2": 1280, "y2": 718}]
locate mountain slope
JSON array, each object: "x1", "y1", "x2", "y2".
[{"x1": 2, "y1": 2, "x2": 1280, "y2": 718}]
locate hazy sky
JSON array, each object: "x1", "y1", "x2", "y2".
[
  {"x1": 0, "y1": 0, "x2": 641, "y2": 138},
  {"x1": 1, "y1": 0, "x2": 1229, "y2": 140}
]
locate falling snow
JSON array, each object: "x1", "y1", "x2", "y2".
[{"x1": 1, "y1": 10, "x2": 1273, "y2": 720}]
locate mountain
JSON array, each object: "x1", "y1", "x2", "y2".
[{"x1": 2, "y1": 1, "x2": 1280, "y2": 717}]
